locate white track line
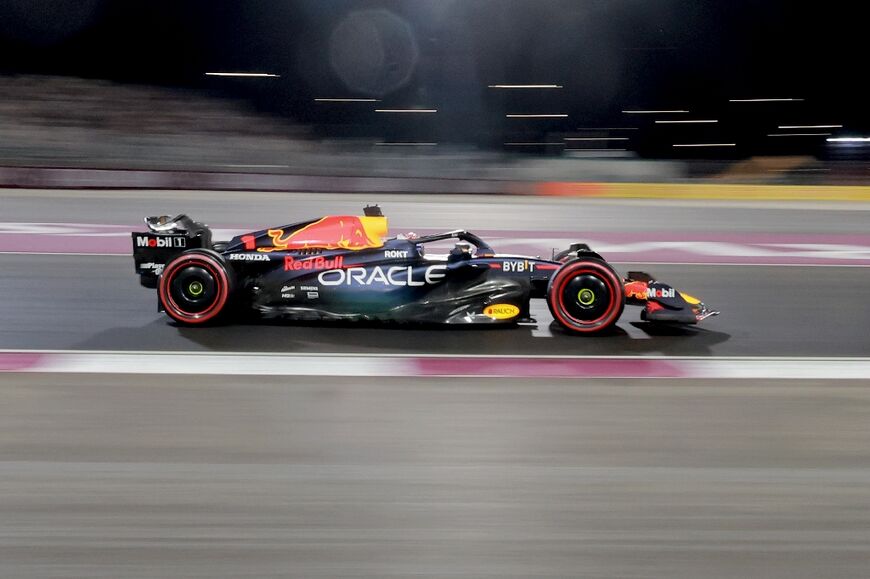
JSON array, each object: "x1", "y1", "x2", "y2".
[
  {"x1": 2, "y1": 350, "x2": 870, "y2": 379},
  {"x1": 0, "y1": 349, "x2": 859, "y2": 358}
]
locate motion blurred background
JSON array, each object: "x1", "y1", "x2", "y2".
[{"x1": 0, "y1": 0, "x2": 868, "y2": 181}]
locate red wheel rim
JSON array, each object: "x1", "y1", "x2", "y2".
[
  {"x1": 550, "y1": 262, "x2": 622, "y2": 332},
  {"x1": 159, "y1": 254, "x2": 229, "y2": 323}
]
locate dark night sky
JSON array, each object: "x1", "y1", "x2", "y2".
[{"x1": 0, "y1": 1, "x2": 863, "y2": 154}]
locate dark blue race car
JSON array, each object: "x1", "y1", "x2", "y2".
[{"x1": 132, "y1": 205, "x2": 717, "y2": 334}]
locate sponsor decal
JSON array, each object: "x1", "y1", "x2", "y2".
[
  {"x1": 241, "y1": 235, "x2": 256, "y2": 251},
  {"x1": 384, "y1": 249, "x2": 410, "y2": 259},
  {"x1": 624, "y1": 281, "x2": 649, "y2": 300},
  {"x1": 228, "y1": 253, "x2": 270, "y2": 261},
  {"x1": 279, "y1": 285, "x2": 314, "y2": 299},
  {"x1": 502, "y1": 260, "x2": 535, "y2": 273},
  {"x1": 284, "y1": 255, "x2": 344, "y2": 272},
  {"x1": 318, "y1": 265, "x2": 447, "y2": 287},
  {"x1": 135, "y1": 235, "x2": 186, "y2": 248},
  {"x1": 647, "y1": 287, "x2": 676, "y2": 299},
  {"x1": 483, "y1": 303, "x2": 520, "y2": 320},
  {"x1": 140, "y1": 262, "x2": 164, "y2": 274},
  {"x1": 624, "y1": 282, "x2": 677, "y2": 301},
  {"x1": 258, "y1": 215, "x2": 387, "y2": 252}
]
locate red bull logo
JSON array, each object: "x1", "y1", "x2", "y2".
[
  {"x1": 259, "y1": 216, "x2": 387, "y2": 252},
  {"x1": 284, "y1": 255, "x2": 344, "y2": 271},
  {"x1": 624, "y1": 281, "x2": 649, "y2": 300}
]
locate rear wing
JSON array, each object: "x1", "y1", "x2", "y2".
[{"x1": 132, "y1": 214, "x2": 212, "y2": 288}]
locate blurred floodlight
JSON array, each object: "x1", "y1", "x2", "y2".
[
  {"x1": 767, "y1": 132, "x2": 831, "y2": 137},
  {"x1": 565, "y1": 148, "x2": 628, "y2": 151},
  {"x1": 564, "y1": 137, "x2": 630, "y2": 141},
  {"x1": 506, "y1": 114, "x2": 568, "y2": 118},
  {"x1": 827, "y1": 137, "x2": 870, "y2": 142},
  {"x1": 623, "y1": 110, "x2": 689, "y2": 114},
  {"x1": 729, "y1": 98, "x2": 804, "y2": 102},
  {"x1": 375, "y1": 142, "x2": 438, "y2": 146},
  {"x1": 315, "y1": 98, "x2": 380, "y2": 102},
  {"x1": 488, "y1": 84, "x2": 563, "y2": 89},
  {"x1": 778, "y1": 124, "x2": 842, "y2": 129},
  {"x1": 673, "y1": 143, "x2": 736, "y2": 147},
  {"x1": 205, "y1": 72, "x2": 280, "y2": 78},
  {"x1": 375, "y1": 109, "x2": 437, "y2": 113},
  {"x1": 504, "y1": 142, "x2": 565, "y2": 146},
  {"x1": 655, "y1": 119, "x2": 718, "y2": 124}
]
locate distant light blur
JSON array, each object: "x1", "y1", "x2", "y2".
[
  {"x1": 623, "y1": 110, "x2": 690, "y2": 114},
  {"x1": 655, "y1": 120, "x2": 718, "y2": 124},
  {"x1": 0, "y1": 1, "x2": 867, "y2": 162},
  {"x1": 205, "y1": 72, "x2": 281, "y2": 78},
  {"x1": 728, "y1": 98, "x2": 805, "y2": 103},
  {"x1": 488, "y1": 85, "x2": 563, "y2": 89}
]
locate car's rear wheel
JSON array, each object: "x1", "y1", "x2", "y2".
[
  {"x1": 159, "y1": 250, "x2": 233, "y2": 325},
  {"x1": 546, "y1": 258, "x2": 625, "y2": 334}
]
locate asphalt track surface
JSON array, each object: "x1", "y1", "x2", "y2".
[
  {"x1": 3, "y1": 188, "x2": 870, "y2": 577},
  {"x1": 1, "y1": 253, "x2": 869, "y2": 357},
  {"x1": 1, "y1": 188, "x2": 870, "y2": 355}
]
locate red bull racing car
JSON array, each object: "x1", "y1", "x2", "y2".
[{"x1": 132, "y1": 206, "x2": 718, "y2": 334}]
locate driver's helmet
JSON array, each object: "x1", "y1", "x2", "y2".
[{"x1": 448, "y1": 241, "x2": 473, "y2": 263}]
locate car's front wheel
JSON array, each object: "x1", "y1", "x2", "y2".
[{"x1": 546, "y1": 258, "x2": 625, "y2": 334}]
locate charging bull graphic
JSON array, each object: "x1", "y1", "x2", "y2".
[{"x1": 258, "y1": 216, "x2": 387, "y2": 252}]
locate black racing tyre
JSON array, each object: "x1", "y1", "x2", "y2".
[
  {"x1": 546, "y1": 258, "x2": 625, "y2": 334},
  {"x1": 553, "y1": 244, "x2": 601, "y2": 263},
  {"x1": 158, "y1": 250, "x2": 234, "y2": 325}
]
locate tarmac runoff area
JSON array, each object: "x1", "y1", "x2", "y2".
[
  {"x1": 2, "y1": 187, "x2": 870, "y2": 577},
  {"x1": 2, "y1": 373, "x2": 870, "y2": 578}
]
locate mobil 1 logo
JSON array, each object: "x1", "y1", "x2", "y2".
[{"x1": 135, "y1": 235, "x2": 187, "y2": 249}]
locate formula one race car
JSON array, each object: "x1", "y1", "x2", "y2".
[{"x1": 132, "y1": 206, "x2": 718, "y2": 334}]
